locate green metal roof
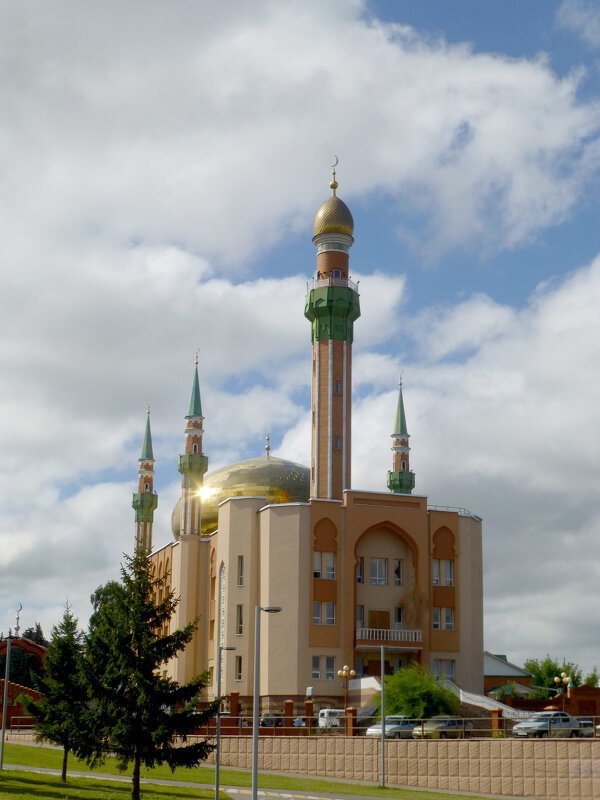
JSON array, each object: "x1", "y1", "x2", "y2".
[
  {"x1": 393, "y1": 382, "x2": 408, "y2": 436},
  {"x1": 141, "y1": 413, "x2": 154, "y2": 460},
  {"x1": 188, "y1": 365, "x2": 203, "y2": 417}
]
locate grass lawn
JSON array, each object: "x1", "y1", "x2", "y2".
[
  {"x1": 2, "y1": 742, "x2": 494, "y2": 800},
  {"x1": 0, "y1": 770, "x2": 215, "y2": 799}
]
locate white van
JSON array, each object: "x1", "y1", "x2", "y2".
[{"x1": 318, "y1": 708, "x2": 346, "y2": 728}]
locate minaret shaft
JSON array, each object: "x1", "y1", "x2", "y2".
[
  {"x1": 132, "y1": 413, "x2": 158, "y2": 552},
  {"x1": 178, "y1": 362, "x2": 208, "y2": 536},
  {"x1": 311, "y1": 337, "x2": 352, "y2": 499}
]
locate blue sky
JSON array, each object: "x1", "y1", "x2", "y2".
[{"x1": 0, "y1": 0, "x2": 599, "y2": 678}]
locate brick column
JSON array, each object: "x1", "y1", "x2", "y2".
[
  {"x1": 284, "y1": 699, "x2": 294, "y2": 734},
  {"x1": 490, "y1": 708, "x2": 503, "y2": 737},
  {"x1": 346, "y1": 707, "x2": 357, "y2": 736}
]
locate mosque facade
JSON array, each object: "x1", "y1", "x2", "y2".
[{"x1": 134, "y1": 172, "x2": 484, "y2": 714}]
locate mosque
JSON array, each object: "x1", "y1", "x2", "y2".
[{"x1": 132, "y1": 171, "x2": 484, "y2": 714}]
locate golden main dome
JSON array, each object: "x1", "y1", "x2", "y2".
[
  {"x1": 171, "y1": 455, "x2": 310, "y2": 538},
  {"x1": 313, "y1": 179, "x2": 354, "y2": 238}
]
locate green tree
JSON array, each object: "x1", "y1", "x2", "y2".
[
  {"x1": 377, "y1": 664, "x2": 460, "y2": 719},
  {"x1": 524, "y1": 655, "x2": 583, "y2": 697},
  {"x1": 22, "y1": 622, "x2": 49, "y2": 647},
  {"x1": 86, "y1": 549, "x2": 217, "y2": 800},
  {"x1": 584, "y1": 667, "x2": 599, "y2": 687},
  {"x1": 0, "y1": 646, "x2": 44, "y2": 689},
  {"x1": 24, "y1": 604, "x2": 93, "y2": 781}
]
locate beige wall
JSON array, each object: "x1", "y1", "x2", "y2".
[{"x1": 218, "y1": 735, "x2": 600, "y2": 800}]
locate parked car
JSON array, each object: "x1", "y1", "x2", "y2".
[
  {"x1": 412, "y1": 716, "x2": 473, "y2": 739},
  {"x1": 511, "y1": 711, "x2": 581, "y2": 738},
  {"x1": 578, "y1": 719, "x2": 595, "y2": 738},
  {"x1": 259, "y1": 712, "x2": 284, "y2": 727},
  {"x1": 293, "y1": 715, "x2": 317, "y2": 728},
  {"x1": 318, "y1": 708, "x2": 346, "y2": 728},
  {"x1": 365, "y1": 715, "x2": 416, "y2": 739}
]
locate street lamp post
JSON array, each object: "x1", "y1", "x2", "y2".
[
  {"x1": 215, "y1": 645, "x2": 235, "y2": 800},
  {"x1": 380, "y1": 645, "x2": 385, "y2": 788},
  {"x1": 554, "y1": 672, "x2": 570, "y2": 713},
  {"x1": 337, "y1": 664, "x2": 355, "y2": 732},
  {"x1": 0, "y1": 631, "x2": 12, "y2": 771},
  {"x1": 251, "y1": 606, "x2": 281, "y2": 800}
]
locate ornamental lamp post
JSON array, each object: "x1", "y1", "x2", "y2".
[
  {"x1": 337, "y1": 665, "x2": 355, "y2": 713},
  {"x1": 554, "y1": 672, "x2": 570, "y2": 712}
]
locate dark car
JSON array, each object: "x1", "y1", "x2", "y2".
[
  {"x1": 293, "y1": 715, "x2": 317, "y2": 727},
  {"x1": 259, "y1": 712, "x2": 284, "y2": 727}
]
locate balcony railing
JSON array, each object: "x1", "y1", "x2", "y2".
[
  {"x1": 356, "y1": 627, "x2": 422, "y2": 643},
  {"x1": 307, "y1": 276, "x2": 359, "y2": 293}
]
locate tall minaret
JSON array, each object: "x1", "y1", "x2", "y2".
[
  {"x1": 305, "y1": 164, "x2": 361, "y2": 499},
  {"x1": 178, "y1": 356, "x2": 208, "y2": 536},
  {"x1": 132, "y1": 407, "x2": 158, "y2": 552},
  {"x1": 387, "y1": 378, "x2": 415, "y2": 494}
]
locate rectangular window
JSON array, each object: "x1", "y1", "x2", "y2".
[
  {"x1": 325, "y1": 656, "x2": 335, "y2": 680},
  {"x1": 394, "y1": 607, "x2": 403, "y2": 630},
  {"x1": 355, "y1": 657, "x2": 365, "y2": 677},
  {"x1": 369, "y1": 558, "x2": 387, "y2": 585},
  {"x1": 312, "y1": 655, "x2": 321, "y2": 679},
  {"x1": 444, "y1": 660, "x2": 455, "y2": 681},
  {"x1": 432, "y1": 559, "x2": 440, "y2": 586},
  {"x1": 236, "y1": 604, "x2": 243, "y2": 635},
  {"x1": 356, "y1": 557, "x2": 364, "y2": 584},
  {"x1": 235, "y1": 656, "x2": 242, "y2": 681},
  {"x1": 332, "y1": 269, "x2": 342, "y2": 279},
  {"x1": 432, "y1": 659, "x2": 441, "y2": 679},
  {"x1": 444, "y1": 607, "x2": 455, "y2": 630},
  {"x1": 444, "y1": 560, "x2": 454, "y2": 587},
  {"x1": 237, "y1": 555, "x2": 244, "y2": 587},
  {"x1": 313, "y1": 551, "x2": 322, "y2": 579},
  {"x1": 393, "y1": 559, "x2": 403, "y2": 586},
  {"x1": 325, "y1": 552, "x2": 336, "y2": 580},
  {"x1": 325, "y1": 602, "x2": 336, "y2": 625},
  {"x1": 356, "y1": 605, "x2": 364, "y2": 630},
  {"x1": 433, "y1": 607, "x2": 440, "y2": 630},
  {"x1": 334, "y1": 436, "x2": 341, "y2": 450},
  {"x1": 313, "y1": 601, "x2": 322, "y2": 625}
]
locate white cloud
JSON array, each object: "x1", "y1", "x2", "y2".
[{"x1": 557, "y1": 0, "x2": 600, "y2": 49}]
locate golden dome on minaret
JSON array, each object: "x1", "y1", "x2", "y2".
[{"x1": 313, "y1": 167, "x2": 354, "y2": 239}]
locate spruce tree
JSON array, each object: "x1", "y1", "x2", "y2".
[
  {"x1": 24, "y1": 604, "x2": 92, "y2": 781},
  {"x1": 86, "y1": 548, "x2": 217, "y2": 800}
]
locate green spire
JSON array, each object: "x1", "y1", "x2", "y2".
[
  {"x1": 141, "y1": 408, "x2": 154, "y2": 460},
  {"x1": 393, "y1": 380, "x2": 408, "y2": 436},
  {"x1": 188, "y1": 359, "x2": 203, "y2": 417}
]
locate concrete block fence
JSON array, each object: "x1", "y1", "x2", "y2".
[{"x1": 218, "y1": 735, "x2": 600, "y2": 800}]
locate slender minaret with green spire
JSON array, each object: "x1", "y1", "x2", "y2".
[
  {"x1": 305, "y1": 163, "x2": 361, "y2": 500},
  {"x1": 132, "y1": 406, "x2": 159, "y2": 552},
  {"x1": 178, "y1": 355, "x2": 208, "y2": 537},
  {"x1": 387, "y1": 377, "x2": 415, "y2": 494}
]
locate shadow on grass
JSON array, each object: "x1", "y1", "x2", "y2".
[{"x1": 0, "y1": 771, "x2": 215, "y2": 799}]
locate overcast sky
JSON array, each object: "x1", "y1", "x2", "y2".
[{"x1": 1, "y1": 0, "x2": 599, "y2": 679}]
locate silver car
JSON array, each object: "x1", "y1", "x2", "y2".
[
  {"x1": 365, "y1": 715, "x2": 416, "y2": 739},
  {"x1": 511, "y1": 711, "x2": 581, "y2": 738}
]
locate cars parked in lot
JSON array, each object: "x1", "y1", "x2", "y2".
[
  {"x1": 365, "y1": 715, "x2": 416, "y2": 739},
  {"x1": 259, "y1": 712, "x2": 284, "y2": 727},
  {"x1": 412, "y1": 716, "x2": 474, "y2": 739},
  {"x1": 511, "y1": 711, "x2": 581, "y2": 738}
]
